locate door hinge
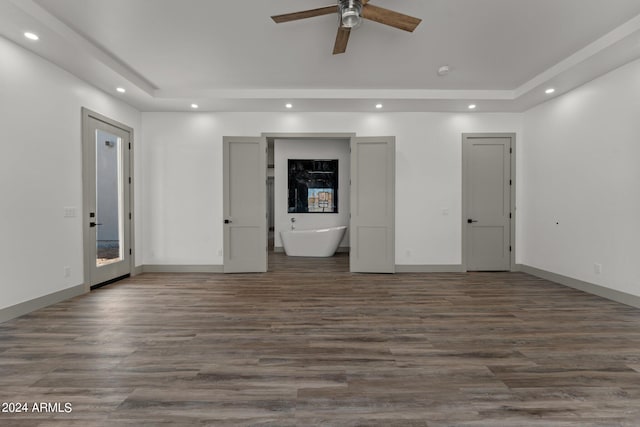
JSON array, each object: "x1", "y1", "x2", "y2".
[
  {"x1": 509, "y1": 147, "x2": 512, "y2": 154},
  {"x1": 509, "y1": 246, "x2": 512, "y2": 252},
  {"x1": 128, "y1": 177, "x2": 132, "y2": 184},
  {"x1": 129, "y1": 248, "x2": 132, "y2": 255},
  {"x1": 509, "y1": 212, "x2": 512, "y2": 219},
  {"x1": 128, "y1": 142, "x2": 131, "y2": 150},
  {"x1": 129, "y1": 212, "x2": 132, "y2": 220},
  {"x1": 509, "y1": 179, "x2": 512, "y2": 186}
]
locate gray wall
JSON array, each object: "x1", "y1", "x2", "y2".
[
  {"x1": 0, "y1": 35, "x2": 141, "y2": 311},
  {"x1": 521, "y1": 58, "x2": 640, "y2": 297}
]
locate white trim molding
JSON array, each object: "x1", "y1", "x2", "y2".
[
  {"x1": 141, "y1": 265, "x2": 224, "y2": 273},
  {"x1": 0, "y1": 284, "x2": 85, "y2": 324},
  {"x1": 274, "y1": 247, "x2": 350, "y2": 254},
  {"x1": 396, "y1": 264, "x2": 465, "y2": 273},
  {"x1": 516, "y1": 264, "x2": 640, "y2": 309}
]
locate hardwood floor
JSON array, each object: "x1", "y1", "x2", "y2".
[{"x1": 1, "y1": 253, "x2": 640, "y2": 426}]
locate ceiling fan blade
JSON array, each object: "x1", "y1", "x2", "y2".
[
  {"x1": 271, "y1": 5, "x2": 337, "y2": 23},
  {"x1": 361, "y1": 4, "x2": 422, "y2": 32},
  {"x1": 333, "y1": 26, "x2": 351, "y2": 54}
]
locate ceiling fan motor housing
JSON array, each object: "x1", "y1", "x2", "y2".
[
  {"x1": 270, "y1": 1, "x2": 422, "y2": 54},
  {"x1": 339, "y1": 0, "x2": 363, "y2": 28}
]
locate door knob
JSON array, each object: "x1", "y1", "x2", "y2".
[
  {"x1": 89, "y1": 222, "x2": 103, "y2": 227},
  {"x1": 467, "y1": 219, "x2": 478, "y2": 224},
  {"x1": 224, "y1": 219, "x2": 232, "y2": 224}
]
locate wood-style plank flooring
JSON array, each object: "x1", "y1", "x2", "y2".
[{"x1": 1, "y1": 253, "x2": 640, "y2": 426}]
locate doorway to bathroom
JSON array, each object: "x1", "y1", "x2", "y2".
[
  {"x1": 222, "y1": 132, "x2": 395, "y2": 274},
  {"x1": 267, "y1": 135, "x2": 352, "y2": 273},
  {"x1": 267, "y1": 135, "x2": 351, "y2": 271}
]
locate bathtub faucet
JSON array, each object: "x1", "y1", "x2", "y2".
[{"x1": 290, "y1": 217, "x2": 296, "y2": 230}]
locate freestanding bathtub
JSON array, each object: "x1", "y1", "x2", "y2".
[{"x1": 280, "y1": 226, "x2": 347, "y2": 257}]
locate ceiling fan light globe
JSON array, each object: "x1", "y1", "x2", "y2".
[
  {"x1": 342, "y1": 11, "x2": 362, "y2": 28},
  {"x1": 339, "y1": 0, "x2": 363, "y2": 29}
]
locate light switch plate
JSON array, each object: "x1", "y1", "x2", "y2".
[
  {"x1": 594, "y1": 263, "x2": 602, "y2": 274},
  {"x1": 64, "y1": 207, "x2": 77, "y2": 218}
]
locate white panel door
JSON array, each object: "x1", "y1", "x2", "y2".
[
  {"x1": 463, "y1": 135, "x2": 512, "y2": 271},
  {"x1": 223, "y1": 137, "x2": 267, "y2": 273},
  {"x1": 350, "y1": 137, "x2": 395, "y2": 273}
]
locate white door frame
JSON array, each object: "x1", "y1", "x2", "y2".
[
  {"x1": 225, "y1": 132, "x2": 397, "y2": 273},
  {"x1": 81, "y1": 108, "x2": 135, "y2": 291},
  {"x1": 461, "y1": 133, "x2": 516, "y2": 272}
]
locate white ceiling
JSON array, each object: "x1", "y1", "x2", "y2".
[{"x1": 2, "y1": 0, "x2": 640, "y2": 112}]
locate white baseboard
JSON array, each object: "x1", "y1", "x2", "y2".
[
  {"x1": 0, "y1": 284, "x2": 86, "y2": 324},
  {"x1": 274, "y1": 246, "x2": 350, "y2": 254},
  {"x1": 6, "y1": 264, "x2": 635, "y2": 325},
  {"x1": 139, "y1": 260, "x2": 465, "y2": 274},
  {"x1": 516, "y1": 264, "x2": 640, "y2": 309},
  {"x1": 395, "y1": 264, "x2": 465, "y2": 273},
  {"x1": 141, "y1": 265, "x2": 224, "y2": 273}
]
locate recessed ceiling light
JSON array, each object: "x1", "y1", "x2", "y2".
[
  {"x1": 468, "y1": 104, "x2": 477, "y2": 110},
  {"x1": 285, "y1": 103, "x2": 293, "y2": 109},
  {"x1": 24, "y1": 32, "x2": 39, "y2": 41},
  {"x1": 375, "y1": 104, "x2": 383, "y2": 109},
  {"x1": 545, "y1": 88, "x2": 556, "y2": 94},
  {"x1": 116, "y1": 87, "x2": 126, "y2": 93},
  {"x1": 191, "y1": 103, "x2": 199, "y2": 109}
]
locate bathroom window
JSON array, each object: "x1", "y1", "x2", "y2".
[{"x1": 288, "y1": 159, "x2": 338, "y2": 213}]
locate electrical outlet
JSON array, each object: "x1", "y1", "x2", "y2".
[
  {"x1": 64, "y1": 267, "x2": 71, "y2": 278},
  {"x1": 594, "y1": 263, "x2": 602, "y2": 275}
]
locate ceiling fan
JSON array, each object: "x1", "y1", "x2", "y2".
[{"x1": 271, "y1": 0, "x2": 422, "y2": 54}]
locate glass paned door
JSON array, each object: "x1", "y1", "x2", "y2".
[{"x1": 83, "y1": 110, "x2": 131, "y2": 288}]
